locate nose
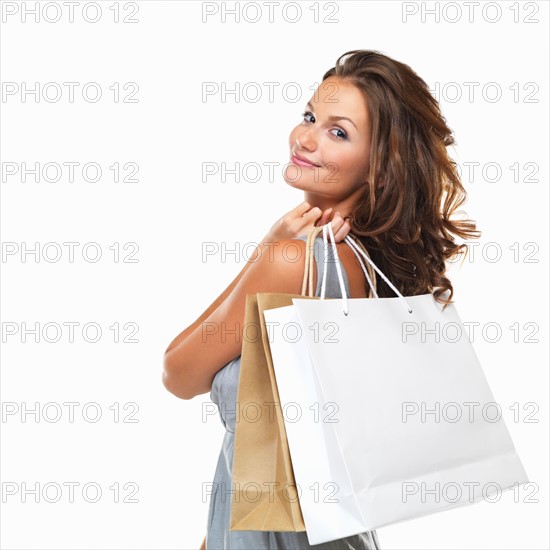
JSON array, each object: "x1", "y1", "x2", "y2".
[{"x1": 295, "y1": 129, "x2": 317, "y2": 151}]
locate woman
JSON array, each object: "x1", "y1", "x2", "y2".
[{"x1": 163, "y1": 49, "x2": 480, "y2": 549}]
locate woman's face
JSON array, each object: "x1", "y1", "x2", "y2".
[{"x1": 284, "y1": 76, "x2": 372, "y2": 202}]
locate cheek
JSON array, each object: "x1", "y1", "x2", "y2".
[
  {"x1": 328, "y1": 151, "x2": 355, "y2": 174},
  {"x1": 329, "y1": 152, "x2": 366, "y2": 185},
  {"x1": 342, "y1": 147, "x2": 368, "y2": 171}
]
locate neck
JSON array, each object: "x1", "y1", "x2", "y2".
[{"x1": 303, "y1": 185, "x2": 365, "y2": 220}]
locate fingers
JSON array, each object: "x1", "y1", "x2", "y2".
[
  {"x1": 302, "y1": 206, "x2": 322, "y2": 224},
  {"x1": 330, "y1": 211, "x2": 351, "y2": 242},
  {"x1": 298, "y1": 201, "x2": 314, "y2": 216},
  {"x1": 300, "y1": 203, "x2": 331, "y2": 222},
  {"x1": 317, "y1": 207, "x2": 333, "y2": 226},
  {"x1": 299, "y1": 201, "x2": 324, "y2": 219},
  {"x1": 333, "y1": 219, "x2": 351, "y2": 243},
  {"x1": 298, "y1": 204, "x2": 350, "y2": 241}
]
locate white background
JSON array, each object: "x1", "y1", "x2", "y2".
[{"x1": 1, "y1": 1, "x2": 548, "y2": 549}]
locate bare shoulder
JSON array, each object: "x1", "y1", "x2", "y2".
[{"x1": 245, "y1": 238, "x2": 309, "y2": 295}]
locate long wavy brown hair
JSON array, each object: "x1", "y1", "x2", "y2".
[{"x1": 322, "y1": 49, "x2": 480, "y2": 308}]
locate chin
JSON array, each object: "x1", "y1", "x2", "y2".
[
  {"x1": 283, "y1": 176, "x2": 315, "y2": 190},
  {"x1": 282, "y1": 178, "x2": 304, "y2": 190},
  {"x1": 283, "y1": 166, "x2": 316, "y2": 189}
]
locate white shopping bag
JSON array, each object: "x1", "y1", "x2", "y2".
[{"x1": 264, "y1": 223, "x2": 529, "y2": 546}]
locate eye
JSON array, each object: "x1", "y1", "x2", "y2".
[
  {"x1": 300, "y1": 111, "x2": 347, "y2": 140},
  {"x1": 331, "y1": 128, "x2": 348, "y2": 140}
]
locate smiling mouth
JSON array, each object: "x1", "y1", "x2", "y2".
[{"x1": 291, "y1": 154, "x2": 321, "y2": 168}]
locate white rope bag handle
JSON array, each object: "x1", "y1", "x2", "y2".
[
  {"x1": 320, "y1": 223, "x2": 413, "y2": 316},
  {"x1": 300, "y1": 225, "x2": 377, "y2": 298}
]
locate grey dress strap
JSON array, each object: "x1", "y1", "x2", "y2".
[{"x1": 295, "y1": 234, "x2": 350, "y2": 298}]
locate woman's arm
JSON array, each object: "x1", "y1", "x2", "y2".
[
  {"x1": 162, "y1": 237, "x2": 308, "y2": 400},
  {"x1": 163, "y1": 202, "x2": 329, "y2": 356},
  {"x1": 162, "y1": 204, "x2": 349, "y2": 400},
  {"x1": 163, "y1": 239, "x2": 264, "y2": 356}
]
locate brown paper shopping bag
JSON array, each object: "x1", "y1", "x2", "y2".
[{"x1": 230, "y1": 227, "x2": 376, "y2": 532}]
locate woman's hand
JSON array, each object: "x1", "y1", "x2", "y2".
[{"x1": 264, "y1": 201, "x2": 351, "y2": 244}]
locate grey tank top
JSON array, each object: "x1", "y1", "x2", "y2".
[{"x1": 205, "y1": 235, "x2": 380, "y2": 549}]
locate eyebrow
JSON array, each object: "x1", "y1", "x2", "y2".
[{"x1": 306, "y1": 101, "x2": 358, "y2": 130}]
